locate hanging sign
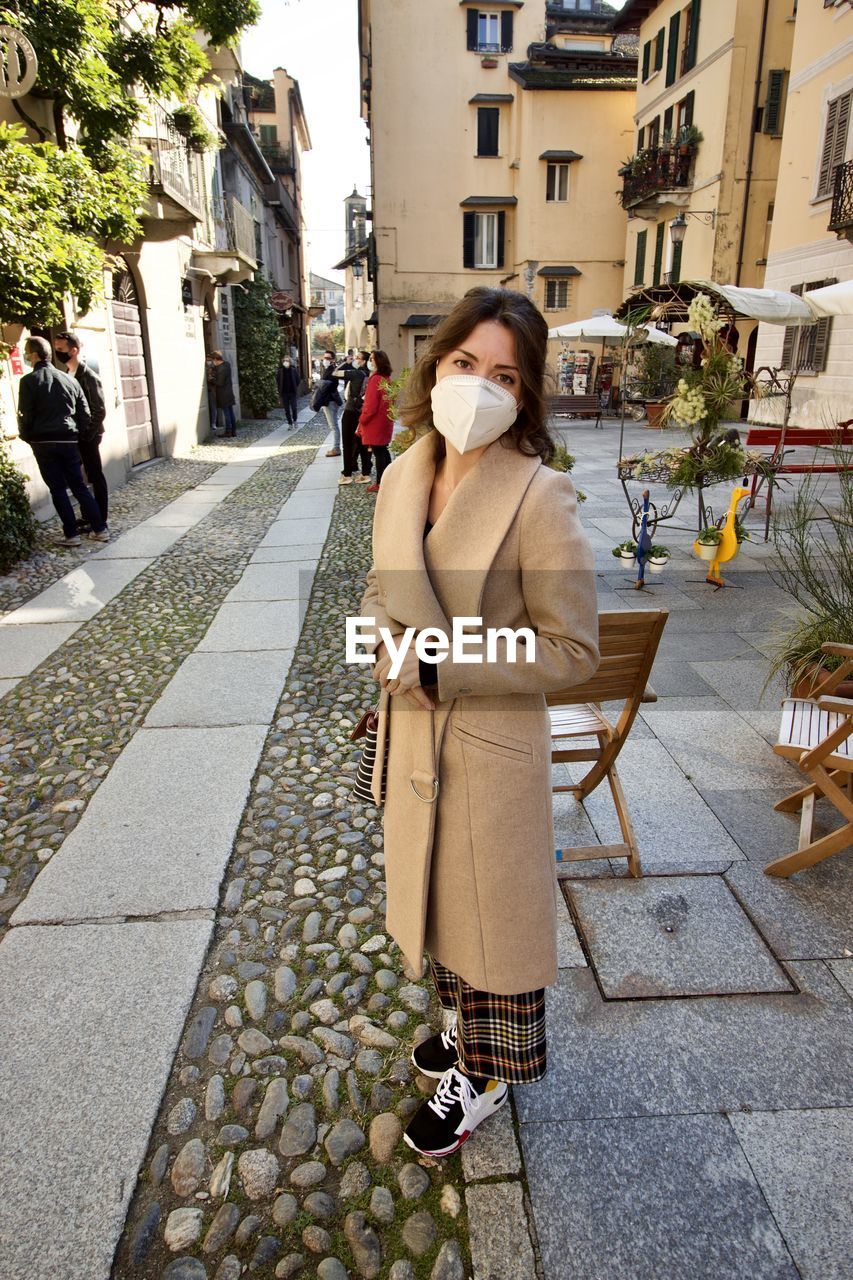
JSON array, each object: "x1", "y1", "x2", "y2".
[
  {"x1": 0, "y1": 26, "x2": 38, "y2": 99},
  {"x1": 271, "y1": 291, "x2": 295, "y2": 313},
  {"x1": 9, "y1": 346, "x2": 24, "y2": 376}
]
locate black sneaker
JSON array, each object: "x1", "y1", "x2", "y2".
[
  {"x1": 403, "y1": 1065, "x2": 508, "y2": 1158},
  {"x1": 411, "y1": 1022, "x2": 459, "y2": 1079}
]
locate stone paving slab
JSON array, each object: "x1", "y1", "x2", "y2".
[
  {"x1": 645, "y1": 658, "x2": 718, "y2": 697},
  {"x1": 0, "y1": 559, "x2": 152, "y2": 624},
  {"x1": 0, "y1": 918, "x2": 213, "y2": 1280},
  {"x1": 12, "y1": 725, "x2": 267, "y2": 923},
  {"x1": 145, "y1": 502, "x2": 221, "y2": 528},
  {"x1": 280, "y1": 489, "x2": 337, "y2": 520},
  {"x1": 564, "y1": 739, "x2": 745, "y2": 871},
  {"x1": 565, "y1": 875, "x2": 792, "y2": 998},
  {"x1": 249, "y1": 541, "x2": 325, "y2": 563},
  {"x1": 144, "y1": 651, "x2": 293, "y2": 727},
  {"x1": 691, "y1": 658, "x2": 789, "y2": 742},
  {"x1": 461, "y1": 1101, "x2": 523, "y2": 1180},
  {"x1": 552, "y1": 790, "x2": 613, "y2": 879},
  {"x1": 520, "y1": 1113, "x2": 800, "y2": 1280},
  {"x1": 223, "y1": 561, "x2": 317, "y2": 603},
  {"x1": 257, "y1": 516, "x2": 335, "y2": 546},
  {"x1": 0, "y1": 621, "x2": 82, "y2": 677},
  {"x1": 0, "y1": 677, "x2": 19, "y2": 699},
  {"x1": 90, "y1": 524, "x2": 187, "y2": 560},
  {"x1": 555, "y1": 885, "x2": 587, "y2": 967},
  {"x1": 639, "y1": 696, "x2": 796, "y2": 791},
  {"x1": 728, "y1": 1107, "x2": 853, "y2": 1280},
  {"x1": 514, "y1": 960, "x2": 853, "y2": 1124},
  {"x1": 724, "y1": 858, "x2": 853, "y2": 960},
  {"x1": 827, "y1": 958, "x2": 853, "y2": 997},
  {"x1": 196, "y1": 464, "x2": 265, "y2": 483},
  {"x1": 466, "y1": 1183, "x2": 537, "y2": 1280},
  {"x1": 696, "y1": 786, "x2": 820, "y2": 862},
  {"x1": 196, "y1": 599, "x2": 305, "y2": 652}
]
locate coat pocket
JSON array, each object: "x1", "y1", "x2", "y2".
[{"x1": 451, "y1": 718, "x2": 534, "y2": 762}]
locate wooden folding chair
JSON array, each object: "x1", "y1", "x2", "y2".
[
  {"x1": 547, "y1": 609, "x2": 668, "y2": 878},
  {"x1": 768, "y1": 642, "x2": 853, "y2": 877}
]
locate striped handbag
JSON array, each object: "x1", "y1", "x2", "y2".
[{"x1": 350, "y1": 706, "x2": 387, "y2": 805}]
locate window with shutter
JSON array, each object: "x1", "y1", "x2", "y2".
[
  {"x1": 654, "y1": 28, "x2": 665, "y2": 72},
  {"x1": 463, "y1": 211, "x2": 476, "y2": 268},
  {"x1": 796, "y1": 278, "x2": 836, "y2": 372},
  {"x1": 545, "y1": 279, "x2": 571, "y2": 311},
  {"x1": 496, "y1": 211, "x2": 506, "y2": 269},
  {"x1": 663, "y1": 106, "x2": 674, "y2": 138},
  {"x1": 683, "y1": 0, "x2": 701, "y2": 73},
  {"x1": 642, "y1": 41, "x2": 651, "y2": 82},
  {"x1": 500, "y1": 11, "x2": 513, "y2": 52},
  {"x1": 546, "y1": 162, "x2": 570, "y2": 202},
  {"x1": 780, "y1": 282, "x2": 801, "y2": 369},
  {"x1": 467, "y1": 9, "x2": 478, "y2": 50},
  {"x1": 666, "y1": 11, "x2": 681, "y2": 87},
  {"x1": 477, "y1": 108, "x2": 499, "y2": 157},
  {"x1": 634, "y1": 230, "x2": 647, "y2": 287},
  {"x1": 763, "y1": 70, "x2": 787, "y2": 136},
  {"x1": 652, "y1": 222, "x2": 665, "y2": 285},
  {"x1": 670, "y1": 238, "x2": 683, "y2": 284},
  {"x1": 817, "y1": 93, "x2": 851, "y2": 197}
]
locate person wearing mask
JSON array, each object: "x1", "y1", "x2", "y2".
[
  {"x1": 276, "y1": 354, "x2": 300, "y2": 427},
  {"x1": 358, "y1": 287, "x2": 599, "y2": 1158},
  {"x1": 338, "y1": 350, "x2": 372, "y2": 485},
  {"x1": 312, "y1": 348, "x2": 343, "y2": 457},
  {"x1": 16, "y1": 336, "x2": 109, "y2": 546},
  {"x1": 356, "y1": 350, "x2": 395, "y2": 492},
  {"x1": 211, "y1": 350, "x2": 237, "y2": 437},
  {"x1": 53, "y1": 330, "x2": 108, "y2": 530}
]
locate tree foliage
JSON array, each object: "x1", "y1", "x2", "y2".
[
  {"x1": 0, "y1": 0, "x2": 260, "y2": 325},
  {"x1": 235, "y1": 274, "x2": 283, "y2": 420},
  {"x1": 0, "y1": 440, "x2": 37, "y2": 573}
]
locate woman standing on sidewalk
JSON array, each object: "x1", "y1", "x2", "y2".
[
  {"x1": 338, "y1": 351, "x2": 373, "y2": 485},
  {"x1": 359, "y1": 287, "x2": 599, "y2": 1158},
  {"x1": 357, "y1": 350, "x2": 395, "y2": 492}
]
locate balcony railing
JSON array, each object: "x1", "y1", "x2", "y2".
[
  {"x1": 828, "y1": 158, "x2": 853, "y2": 236},
  {"x1": 140, "y1": 103, "x2": 202, "y2": 219},
  {"x1": 619, "y1": 144, "x2": 696, "y2": 209},
  {"x1": 475, "y1": 42, "x2": 511, "y2": 53},
  {"x1": 265, "y1": 177, "x2": 300, "y2": 234},
  {"x1": 213, "y1": 195, "x2": 257, "y2": 264},
  {"x1": 260, "y1": 143, "x2": 295, "y2": 175}
]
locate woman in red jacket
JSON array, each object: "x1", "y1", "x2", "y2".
[{"x1": 356, "y1": 350, "x2": 395, "y2": 492}]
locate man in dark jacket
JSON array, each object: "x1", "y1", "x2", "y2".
[
  {"x1": 212, "y1": 350, "x2": 237, "y2": 437},
  {"x1": 17, "y1": 336, "x2": 108, "y2": 547},
  {"x1": 276, "y1": 355, "x2": 300, "y2": 427},
  {"x1": 54, "y1": 330, "x2": 108, "y2": 529},
  {"x1": 313, "y1": 348, "x2": 342, "y2": 456}
]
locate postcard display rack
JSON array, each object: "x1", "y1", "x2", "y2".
[{"x1": 557, "y1": 347, "x2": 594, "y2": 394}]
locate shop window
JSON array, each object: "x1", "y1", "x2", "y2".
[
  {"x1": 545, "y1": 279, "x2": 572, "y2": 311},
  {"x1": 546, "y1": 162, "x2": 570, "y2": 202}
]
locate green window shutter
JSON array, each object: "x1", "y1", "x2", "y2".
[
  {"x1": 496, "y1": 211, "x2": 506, "y2": 269},
  {"x1": 764, "y1": 70, "x2": 787, "y2": 135},
  {"x1": 684, "y1": 0, "x2": 701, "y2": 72},
  {"x1": 663, "y1": 106, "x2": 673, "y2": 136},
  {"x1": 670, "y1": 239, "x2": 683, "y2": 284},
  {"x1": 467, "y1": 9, "x2": 478, "y2": 50},
  {"x1": 666, "y1": 11, "x2": 681, "y2": 87},
  {"x1": 654, "y1": 29, "x2": 665, "y2": 72},
  {"x1": 780, "y1": 283, "x2": 802, "y2": 369},
  {"x1": 642, "y1": 41, "x2": 651, "y2": 81},
  {"x1": 477, "y1": 108, "x2": 499, "y2": 157},
  {"x1": 684, "y1": 90, "x2": 695, "y2": 127},
  {"x1": 652, "y1": 222, "x2": 665, "y2": 285},
  {"x1": 463, "y1": 212, "x2": 476, "y2": 268},
  {"x1": 634, "y1": 230, "x2": 647, "y2": 287},
  {"x1": 818, "y1": 92, "x2": 851, "y2": 197},
  {"x1": 500, "y1": 11, "x2": 513, "y2": 51}
]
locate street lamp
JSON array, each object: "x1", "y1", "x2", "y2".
[
  {"x1": 669, "y1": 209, "x2": 716, "y2": 248},
  {"x1": 352, "y1": 261, "x2": 364, "y2": 279}
]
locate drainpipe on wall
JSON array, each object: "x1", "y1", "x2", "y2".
[{"x1": 734, "y1": 0, "x2": 771, "y2": 286}]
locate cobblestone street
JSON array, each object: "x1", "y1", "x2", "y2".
[{"x1": 0, "y1": 414, "x2": 851, "y2": 1280}]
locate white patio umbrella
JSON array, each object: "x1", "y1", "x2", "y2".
[{"x1": 547, "y1": 315, "x2": 677, "y2": 344}]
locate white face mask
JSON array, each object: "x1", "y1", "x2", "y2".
[
  {"x1": 367, "y1": 360, "x2": 376, "y2": 372},
  {"x1": 430, "y1": 374, "x2": 519, "y2": 454}
]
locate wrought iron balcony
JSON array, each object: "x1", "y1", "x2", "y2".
[
  {"x1": 619, "y1": 144, "x2": 696, "y2": 210},
  {"x1": 828, "y1": 158, "x2": 853, "y2": 239},
  {"x1": 265, "y1": 177, "x2": 300, "y2": 235},
  {"x1": 260, "y1": 143, "x2": 295, "y2": 175},
  {"x1": 213, "y1": 195, "x2": 258, "y2": 265},
  {"x1": 140, "y1": 103, "x2": 203, "y2": 221},
  {"x1": 475, "y1": 42, "x2": 511, "y2": 54}
]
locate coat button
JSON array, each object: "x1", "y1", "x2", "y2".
[{"x1": 459, "y1": 688, "x2": 472, "y2": 695}]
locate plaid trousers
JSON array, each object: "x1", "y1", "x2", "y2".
[{"x1": 429, "y1": 955, "x2": 547, "y2": 1085}]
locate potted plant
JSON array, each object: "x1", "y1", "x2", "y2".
[
  {"x1": 647, "y1": 545, "x2": 671, "y2": 572},
  {"x1": 612, "y1": 539, "x2": 638, "y2": 562},
  {"x1": 677, "y1": 124, "x2": 704, "y2": 154},
  {"x1": 696, "y1": 526, "x2": 723, "y2": 560},
  {"x1": 763, "y1": 443, "x2": 853, "y2": 699},
  {"x1": 634, "y1": 342, "x2": 678, "y2": 429}
]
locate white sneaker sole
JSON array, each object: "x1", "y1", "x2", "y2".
[{"x1": 402, "y1": 1082, "x2": 508, "y2": 1157}]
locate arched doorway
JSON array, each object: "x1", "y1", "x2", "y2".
[{"x1": 110, "y1": 260, "x2": 157, "y2": 464}]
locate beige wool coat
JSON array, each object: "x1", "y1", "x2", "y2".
[{"x1": 359, "y1": 429, "x2": 599, "y2": 994}]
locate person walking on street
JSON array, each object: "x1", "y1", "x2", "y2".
[
  {"x1": 359, "y1": 287, "x2": 599, "y2": 1157},
  {"x1": 212, "y1": 351, "x2": 237, "y2": 437},
  {"x1": 313, "y1": 348, "x2": 343, "y2": 456},
  {"x1": 53, "y1": 331, "x2": 108, "y2": 530},
  {"x1": 276, "y1": 354, "x2": 300, "y2": 427},
  {"x1": 357, "y1": 350, "x2": 395, "y2": 492},
  {"x1": 338, "y1": 351, "x2": 372, "y2": 485},
  {"x1": 16, "y1": 336, "x2": 109, "y2": 547}
]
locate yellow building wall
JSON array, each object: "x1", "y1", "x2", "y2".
[{"x1": 754, "y1": 0, "x2": 853, "y2": 425}]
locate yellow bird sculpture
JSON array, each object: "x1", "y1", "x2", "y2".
[{"x1": 693, "y1": 483, "x2": 751, "y2": 588}]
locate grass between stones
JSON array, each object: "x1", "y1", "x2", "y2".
[
  {"x1": 113, "y1": 475, "x2": 475, "y2": 1280},
  {"x1": 0, "y1": 419, "x2": 328, "y2": 934}
]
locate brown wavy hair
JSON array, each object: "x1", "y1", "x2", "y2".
[{"x1": 398, "y1": 287, "x2": 555, "y2": 463}]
